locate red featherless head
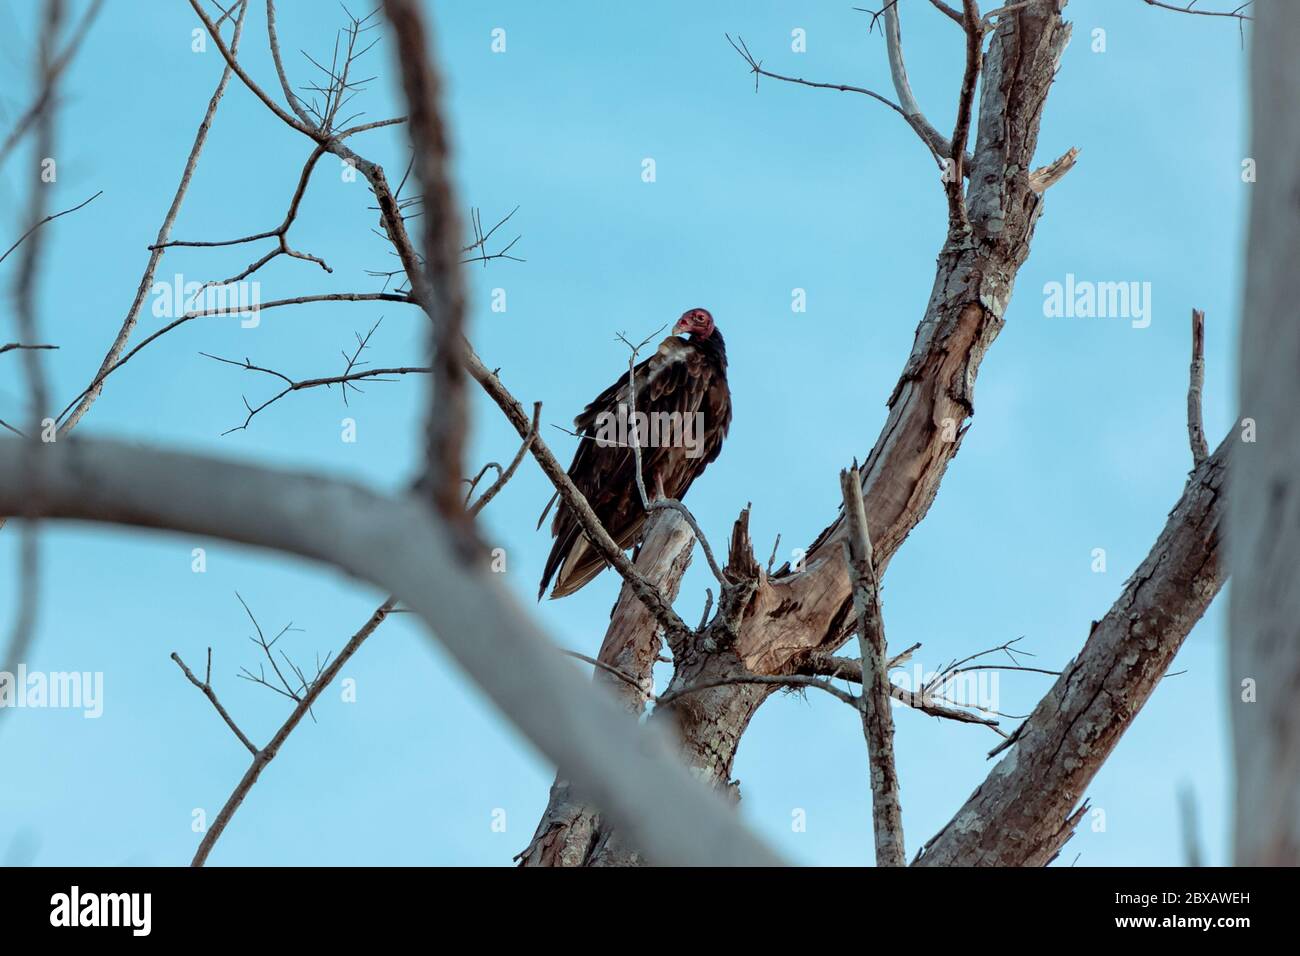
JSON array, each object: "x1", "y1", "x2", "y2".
[{"x1": 673, "y1": 308, "x2": 715, "y2": 338}]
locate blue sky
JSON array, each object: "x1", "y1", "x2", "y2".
[{"x1": 0, "y1": 0, "x2": 1247, "y2": 866}]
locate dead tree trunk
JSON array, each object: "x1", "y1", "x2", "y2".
[{"x1": 1230, "y1": 0, "x2": 1300, "y2": 868}]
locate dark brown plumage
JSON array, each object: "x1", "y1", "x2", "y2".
[{"x1": 539, "y1": 308, "x2": 731, "y2": 599}]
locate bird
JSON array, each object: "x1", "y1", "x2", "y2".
[{"x1": 538, "y1": 307, "x2": 731, "y2": 599}]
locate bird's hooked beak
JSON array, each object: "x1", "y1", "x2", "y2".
[{"x1": 672, "y1": 318, "x2": 689, "y2": 335}]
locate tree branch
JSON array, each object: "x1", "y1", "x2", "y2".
[
  {"x1": 1139, "y1": 0, "x2": 1253, "y2": 21},
  {"x1": 0, "y1": 190, "x2": 102, "y2": 268},
  {"x1": 0, "y1": 435, "x2": 784, "y2": 867},
  {"x1": 881, "y1": 2, "x2": 963, "y2": 167},
  {"x1": 170, "y1": 649, "x2": 259, "y2": 756},
  {"x1": 915, "y1": 437, "x2": 1230, "y2": 866},
  {"x1": 0, "y1": 0, "x2": 104, "y2": 169},
  {"x1": 200, "y1": 351, "x2": 430, "y2": 435},
  {"x1": 54, "y1": 293, "x2": 415, "y2": 426},
  {"x1": 189, "y1": 596, "x2": 396, "y2": 865},
  {"x1": 1187, "y1": 308, "x2": 1209, "y2": 465},
  {"x1": 381, "y1": 0, "x2": 470, "y2": 527},
  {"x1": 587, "y1": 5, "x2": 1077, "y2": 853},
  {"x1": 725, "y1": 33, "x2": 905, "y2": 117},
  {"x1": 841, "y1": 465, "x2": 905, "y2": 866},
  {"x1": 55, "y1": 0, "x2": 251, "y2": 438},
  {"x1": 946, "y1": 0, "x2": 983, "y2": 225},
  {"x1": 189, "y1": 0, "x2": 691, "y2": 643},
  {"x1": 468, "y1": 402, "x2": 540, "y2": 516}
]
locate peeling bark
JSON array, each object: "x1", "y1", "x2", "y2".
[{"x1": 657, "y1": 1, "x2": 1072, "y2": 791}]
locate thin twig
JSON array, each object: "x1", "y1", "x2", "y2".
[
  {"x1": 150, "y1": 144, "x2": 332, "y2": 289},
  {"x1": 1187, "y1": 308, "x2": 1209, "y2": 466},
  {"x1": 199, "y1": 352, "x2": 430, "y2": 434},
  {"x1": 171, "y1": 650, "x2": 259, "y2": 756},
  {"x1": 469, "y1": 402, "x2": 540, "y2": 516},
  {"x1": 0, "y1": 191, "x2": 103, "y2": 268},
  {"x1": 191, "y1": 596, "x2": 397, "y2": 866},
  {"x1": 54, "y1": 292, "x2": 415, "y2": 425},
  {"x1": 657, "y1": 673, "x2": 860, "y2": 709},
  {"x1": 697, "y1": 588, "x2": 714, "y2": 631},
  {"x1": 946, "y1": 0, "x2": 983, "y2": 228},
  {"x1": 766, "y1": 533, "x2": 781, "y2": 575},
  {"x1": 561, "y1": 650, "x2": 651, "y2": 700},
  {"x1": 1139, "y1": 0, "x2": 1253, "y2": 20},
  {"x1": 798, "y1": 648, "x2": 1005, "y2": 732},
  {"x1": 725, "y1": 33, "x2": 902, "y2": 114}
]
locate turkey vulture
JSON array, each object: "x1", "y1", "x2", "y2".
[{"x1": 538, "y1": 308, "x2": 731, "y2": 599}]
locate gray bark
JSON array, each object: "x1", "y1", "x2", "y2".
[
  {"x1": 841, "y1": 467, "x2": 905, "y2": 866},
  {"x1": 518, "y1": 510, "x2": 695, "y2": 867},
  {"x1": 1230, "y1": 0, "x2": 1300, "y2": 868},
  {"x1": 0, "y1": 437, "x2": 784, "y2": 867}
]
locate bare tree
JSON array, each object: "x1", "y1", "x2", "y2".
[
  {"x1": 0, "y1": 0, "x2": 1268, "y2": 869},
  {"x1": 522, "y1": 0, "x2": 1236, "y2": 868}
]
